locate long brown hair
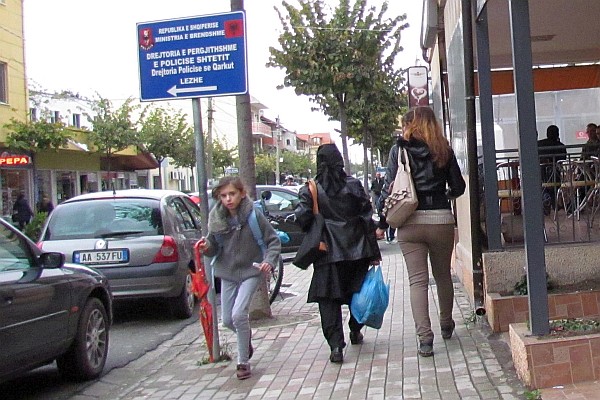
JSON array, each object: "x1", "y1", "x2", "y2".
[
  {"x1": 211, "y1": 176, "x2": 246, "y2": 199},
  {"x1": 402, "y1": 106, "x2": 451, "y2": 168}
]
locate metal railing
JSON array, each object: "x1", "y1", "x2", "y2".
[{"x1": 481, "y1": 145, "x2": 600, "y2": 248}]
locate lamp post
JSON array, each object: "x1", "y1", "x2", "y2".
[{"x1": 275, "y1": 117, "x2": 281, "y2": 185}]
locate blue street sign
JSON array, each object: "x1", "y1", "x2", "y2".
[{"x1": 137, "y1": 11, "x2": 248, "y2": 101}]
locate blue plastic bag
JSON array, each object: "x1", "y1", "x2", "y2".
[{"x1": 350, "y1": 265, "x2": 389, "y2": 329}]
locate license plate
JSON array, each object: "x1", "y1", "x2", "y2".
[{"x1": 73, "y1": 249, "x2": 129, "y2": 265}]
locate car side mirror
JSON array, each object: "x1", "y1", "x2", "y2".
[{"x1": 40, "y1": 252, "x2": 65, "y2": 269}]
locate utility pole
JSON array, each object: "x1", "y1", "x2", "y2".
[
  {"x1": 206, "y1": 97, "x2": 214, "y2": 181},
  {"x1": 231, "y1": 0, "x2": 257, "y2": 199},
  {"x1": 275, "y1": 117, "x2": 281, "y2": 185}
]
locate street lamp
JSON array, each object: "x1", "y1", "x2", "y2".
[{"x1": 275, "y1": 117, "x2": 281, "y2": 185}]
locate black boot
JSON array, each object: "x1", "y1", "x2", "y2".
[
  {"x1": 329, "y1": 347, "x2": 343, "y2": 363},
  {"x1": 349, "y1": 331, "x2": 364, "y2": 345}
]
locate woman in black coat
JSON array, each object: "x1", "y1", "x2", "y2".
[
  {"x1": 13, "y1": 193, "x2": 33, "y2": 230},
  {"x1": 295, "y1": 144, "x2": 381, "y2": 363}
]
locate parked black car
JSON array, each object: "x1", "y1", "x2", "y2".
[
  {"x1": 0, "y1": 218, "x2": 113, "y2": 383},
  {"x1": 192, "y1": 185, "x2": 304, "y2": 253},
  {"x1": 256, "y1": 185, "x2": 303, "y2": 253}
]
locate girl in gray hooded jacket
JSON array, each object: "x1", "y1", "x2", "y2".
[{"x1": 198, "y1": 177, "x2": 281, "y2": 380}]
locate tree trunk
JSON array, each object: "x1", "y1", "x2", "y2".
[
  {"x1": 338, "y1": 103, "x2": 351, "y2": 175},
  {"x1": 236, "y1": 94, "x2": 257, "y2": 199},
  {"x1": 363, "y1": 126, "x2": 369, "y2": 194},
  {"x1": 157, "y1": 159, "x2": 163, "y2": 189}
]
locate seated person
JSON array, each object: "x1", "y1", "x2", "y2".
[{"x1": 537, "y1": 125, "x2": 567, "y2": 212}]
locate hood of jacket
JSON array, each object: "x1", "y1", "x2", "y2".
[
  {"x1": 208, "y1": 196, "x2": 254, "y2": 234},
  {"x1": 398, "y1": 137, "x2": 430, "y2": 161}
]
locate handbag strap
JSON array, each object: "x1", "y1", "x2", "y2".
[
  {"x1": 308, "y1": 179, "x2": 319, "y2": 215},
  {"x1": 398, "y1": 146, "x2": 411, "y2": 174}
]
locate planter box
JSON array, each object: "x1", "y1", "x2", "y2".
[
  {"x1": 486, "y1": 290, "x2": 600, "y2": 333},
  {"x1": 510, "y1": 322, "x2": 600, "y2": 389}
]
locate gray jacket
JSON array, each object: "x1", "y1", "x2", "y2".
[{"x1": 204, "y1": 197, "x2": 281, "y2": 282}]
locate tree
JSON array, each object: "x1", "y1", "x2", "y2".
[
  {"x1": 280, "y1": 150, "x2": 315, "y2": 179},
  {"x1": 140, "y1": 106, "x2": 193, "y2": 188},
  {"x1": 268, "y1": 0, "x2": 407, "y2": 174},
  {"x1": 255, "y1": 152, "x2": 276, "y2": 184},
  {"x1": 86, "y1": 97, "x2": 140, "y2": 184},
  {"x1": 4, "y1": 117, "x2": 73, "y2": 202},
  {"x1": 211, "y1": 137, "x2": 237, "y2": 176},
  {"x1": 5, "y1": 118, "x2": 72, "y2": 152}
]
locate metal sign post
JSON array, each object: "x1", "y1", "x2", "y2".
[{"x1": 137, "y1": 11, "x2": 250, "y2": 361}]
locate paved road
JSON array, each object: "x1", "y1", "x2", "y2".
[{"x1": 1, "y1": 299, "x2": 199, "y2": 400}]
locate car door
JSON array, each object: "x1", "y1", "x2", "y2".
[
  {"x1": 0, "y1": 224, "x2": 70, "y2": 376},
  {"x1": 168, "y1": 196, "x2": 202, "y2": 268}
]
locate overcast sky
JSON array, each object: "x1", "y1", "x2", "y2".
[{"x1": 23, "y1": 0, "x2": 424, "y2": 158}]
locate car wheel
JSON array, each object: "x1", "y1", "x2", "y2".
[
  {"x1": 170, "y1": 271, "x2": 195, "y2": 319},
  {"x1": 57, "y1": 297, "x2": 109, "y2": 380}
]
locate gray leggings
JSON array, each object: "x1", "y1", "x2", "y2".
[
  {"x1": 397, "y1": 223, "x2": 455, "y2": 344},
  {"x1": 220, "y1": 276, "x2": 260, "y2": 365}
]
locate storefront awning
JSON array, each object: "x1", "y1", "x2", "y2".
[
  {"x1": 475, "y1": 65, "x2": 600, "y2": 95},
  {"x1": 100, "y1": 151, "x2": 159, "y2": 171}
]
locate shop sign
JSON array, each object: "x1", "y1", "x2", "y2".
[{"x1": 0, "y1": 155, "x2": 31, "y2": 166}]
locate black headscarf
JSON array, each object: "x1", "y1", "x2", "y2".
[{"x1": 315, "y1": 144, "x2": 347, "y2": 197}]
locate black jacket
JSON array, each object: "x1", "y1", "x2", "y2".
[
  {"x1": 380, "y1": 137, "x2": 465, "y2": 214},
  {"x1": 295, "y1": 178, "x2": 381, "y2": 266},
  {"x1": 370, "y1": 177, "x2": 384, "y2": 195}
]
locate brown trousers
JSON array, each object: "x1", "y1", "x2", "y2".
[{"x1": 397, "y1": 223, "x2": 455, "y2": 344}]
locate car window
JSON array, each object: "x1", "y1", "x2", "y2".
[
  {"x1": 266, "y1": 190, "x2": 299, "y2": 212},
  {"x1": 169, "y1": 197, "x2": 196, "y2": 231},
  {"x1": 0, "y1": 224, "x2": 33, "y2": 272},
  {"x1": 182, "y1": 196, "x2": 202, "y2": 227},
  {"x1": 44, "y1": 198, "x2": 163, "y2": 240}
]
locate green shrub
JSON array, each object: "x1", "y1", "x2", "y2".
[
  {"x1": 23, "y1": 212, "x2": 48, "y2": 242},
  {"x1": 514, "y1": 272, "x2": 553, "y2": 295}
]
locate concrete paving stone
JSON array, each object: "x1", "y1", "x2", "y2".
[{"x1": 478, "y1": 390, "x2": 502, "y2": 399}]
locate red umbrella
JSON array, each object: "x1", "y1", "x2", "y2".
[{"x1": 193, "y1": 241, "x2": 214, "y2": 362}]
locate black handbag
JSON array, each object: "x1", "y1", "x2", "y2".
[{"x1": 293, "y1": 180, "x2": 327, "y2": 270}]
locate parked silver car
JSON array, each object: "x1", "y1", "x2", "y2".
[{"x1": 38, "y1": 189, "x2": 202, "y2": 319}]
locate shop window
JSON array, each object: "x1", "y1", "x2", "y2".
[
  {"x1": 1, "y1": 169, "x2": 30, "y2": 217},
  {"x1": 0, "y1": 62, "x2": 7, "y2": 104},
  {"x1": 56, "y1": 171, "x2": 76, "y2": 203}
]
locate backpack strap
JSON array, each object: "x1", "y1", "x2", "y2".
[{"x1": 247, "y1": 207, "x2": 266, "y2": 256}]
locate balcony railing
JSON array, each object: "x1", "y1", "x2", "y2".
[{"x1": 252, "y1": 121, "x2": 272, "y2": 138}]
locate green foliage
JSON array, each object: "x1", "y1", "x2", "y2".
[
  {"x1": 4, "y1": 118, "x2": 72, "y2": 152},
  {"x1": 139, "y1": 106, "x2": 193, "y2": 165},
  {"x1": 255, "y1": 152, "x2": 276, "y2": 184},
  {"x1": 280, "y1": 150, "x2": 314, "y2": 178},
  {"x1": 514, "y1": 273, "x2": 553, "y2": 295},
  {"x1": 524, "y1": 389, "x2": 542, "y2": 400},
  {"x1": 23, "y1": 212, "x2": 48, "y2": 242},
  {"x1": 86, "y1": 97, "x2": 140, "y2": 162},
  {"x1": 211, "y1": 137, "x2": 237, "y2": 175},
  {"x1": 269, "y1": 0, "x2": 408, "y2": 171}
]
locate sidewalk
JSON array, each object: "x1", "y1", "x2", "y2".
[{"x1": 79, "y1": 244, "x2": 530, "y2": 400}]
